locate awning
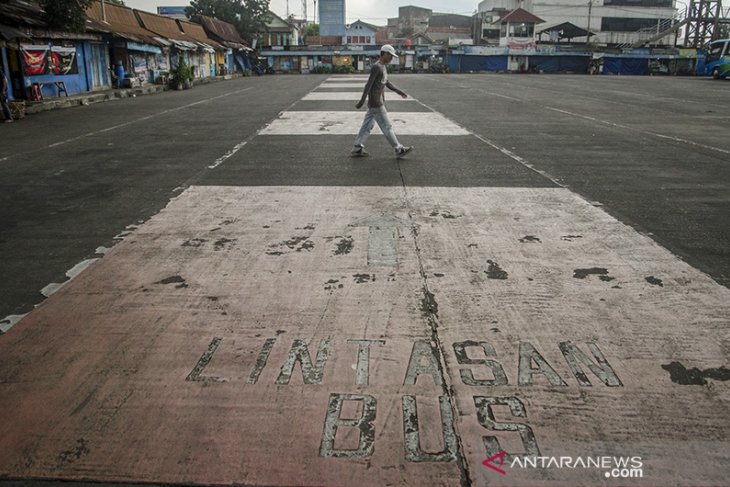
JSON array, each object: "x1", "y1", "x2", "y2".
[
  {"x1": 153, "y1": 37, "x2": 173, "y2": 47},
  {"x1": 196, "y1": 42, "x2": 216, "y2": 53},
  {"x1": 170, "y1": 39, "x2": 199, "y2": 51},
  {"x1": 222, "y1": 41, "x2": 253, "y2": 52},
  {"x1": 127, "y1": 41, "x2": 162, "y2": 54}
]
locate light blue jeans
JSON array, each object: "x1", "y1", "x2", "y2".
[{"x1": 354, "y1": 106, "x2": 403, "y2": 152}]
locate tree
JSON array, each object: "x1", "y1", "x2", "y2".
[
  {"x1": 40, "y1": 0, "x2": 93, "y2": 32},
  {"x1": 186, "y1": 0, "x2": 272, "y2": 43},
  {"x1": 306, "y1": 23, "x2": 319, "y2": 36}
]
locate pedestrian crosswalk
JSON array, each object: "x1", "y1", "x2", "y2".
[{"x1": 266, "y1": 74, "x2": 467, "y2": 137}]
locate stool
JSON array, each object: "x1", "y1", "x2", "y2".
[
  {"x1": 54, "y1": 81, "x2": 68, "y2": 97},
  {"x1": 29, "y1": 83, "x2": 43, "y2": 101}
]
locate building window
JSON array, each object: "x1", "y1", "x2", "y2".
[
  {"x1": 509, "y1": 23, "x2": 534, "y2": 37},
  {"x1": 483, "y1": 28, "x2": 500, "y2": 39},
  {"x1": 347, "y1": 36, "x2": 352, "y2": 43},
  {"x1": 708, "y1": 42, "x2": 726, "y2": 60},
  {"x1": 600, "y1": 17, "x2": 661, "y2": 31}
]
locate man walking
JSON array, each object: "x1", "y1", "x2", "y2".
[
  {"x1": 0, "y1": 66, "x2": 13, "y2": 123},
  {"x1": 351, "y1": 44, "x2": 413, "y2": 158}
]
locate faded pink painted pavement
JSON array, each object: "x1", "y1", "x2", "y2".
[{"x1": 0, "y1": 185, "x2": 728, "y2": 486}]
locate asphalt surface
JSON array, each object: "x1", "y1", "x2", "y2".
[
  {"x1": 1, "y1": 74, "x2": 728, "y2": 323},
  {"x1": 0, "y1": 73, "x2": 728, "y2": 487}
]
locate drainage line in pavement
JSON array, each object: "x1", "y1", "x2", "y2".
[{"x1": 396, "y1": 161, "x2": 473, "y2": 487}]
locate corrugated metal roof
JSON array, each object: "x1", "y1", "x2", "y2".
[
  {"x1": 136, "y1": 10, "x2": 188, "y2": 41},
  {"x1": 178, "y1": 20, "x2": 222, "y2": 48},
  {"x1": 200, "y1": 15, "x2": 247, "y2": 45},
  {"x1": 86, "y1": 1, "x2": 163, "y2": 46}
]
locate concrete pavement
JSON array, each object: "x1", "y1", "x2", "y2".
[{"x1": 0, "y1": 73, "x2": 728, "y2": 486}]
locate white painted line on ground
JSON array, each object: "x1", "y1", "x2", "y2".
[
  {"x1": 317, "y1": 83, "x2": 365, "y2": 89},
  {"x1": 0, "y1": 315, "x2": 26, "y2": 334},
  {"x1": 209, "y1": 140, "x2": 249, "y2": 169},
  {"x1": 1, "y1": 87, "x2": 254, "y2": 163},
  {"x1": 260, "y1": 111, "x2": 471, "y2": 136},
  {"x1": 476, "y1": 89, "x2": 522, "y2": 101},
  {"x1": 326, "y1": 76, "x2": 369, "y2": 81},
  {"x1": 303, "y1": 92, "x2": 416, "y2": 101},
  {"x1": 428, "y1": 76, "x2": 728, "y2": 155},
  {"x1": 40, "y1": 258, "x2": 100, "y2": 298},
  {"x1": 546, "y1": 107, "x2": 730, "y2": 156},
  {"x1": 208, "y1": 90, "x2": 310, "y2": 169},
  {"x1": 412, "y1": 98, "x2": 567, "y2": 188}
]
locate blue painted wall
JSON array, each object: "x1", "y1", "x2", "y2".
[{"x1": 22, "y1": 41, "x2": 93, "y2": 98}]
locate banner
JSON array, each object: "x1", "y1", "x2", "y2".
[
  {"x1": 51, "y1": 46, "x2": 78, "y2": 75},
  {"x1": 156, "y1": 54, "x2": 169, "y2": 71},
  {"x1": 21, "y1": 44, "x2": 78, "y2": 75},
  {"x1": 131, "y1": 53, "x2": 147, "y2": 73},
  {"x1": 20, "y1": 44, "x2": 49, "y2": 76},
  {"x1": 508, "y1": 39, "x2": 537, "y2": 51}
]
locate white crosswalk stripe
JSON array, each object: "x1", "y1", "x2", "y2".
[
  {"x1": 303, "y1": 91, "x2": 416, "y2": 101},
  {"x1": 316, "y1": 83, "x2": 368, "y2": 88},
  {"x1": 261, "y1": 111, "x2": 470, "y2": 136}
]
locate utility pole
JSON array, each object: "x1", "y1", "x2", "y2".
[
  {"x1": 302, "y1": 0, "x2": 307, "y2": 21},
  {"x1": 586, "y1": 0, "x2": 593, "y2": 47},
  {"x1": 101, "y1": 0, "x2": 107, "y2": 22}
]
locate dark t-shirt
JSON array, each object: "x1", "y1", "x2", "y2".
[{"x1": 365, "y1": 61, "x2": 388, "y2": 108}]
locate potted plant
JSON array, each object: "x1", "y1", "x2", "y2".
[{"x1": 169, "y1": 54, "x2": 192, "y2": 90}]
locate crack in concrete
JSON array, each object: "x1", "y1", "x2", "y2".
[{"x1": 396, "y1": 161, "x2": 472, "y2": 487}]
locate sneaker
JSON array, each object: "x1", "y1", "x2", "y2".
[
  {"x1": 350, "y1": 147, "x2": 369, "y2": 157},
  {"x1": 3, "y1": 119, "x2": 12, "y2": 123},
  {"x1": 396, "y1": 146, "x2": 414, "y2": 159}
]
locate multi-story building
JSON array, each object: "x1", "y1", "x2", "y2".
[
  {"x1": 396, "y1": 5, "x2": 432, "y2": 35},
  {"x1": 319, "y1": 0, "x2": 346, "y2": 38},
  {"x1": 478, "y1": 0, "x2": 677, "y2": 46},
  {"x1": 427, "y1": 13, "x2": 475, "y2": 45},
  {"x1": 384, "y1": 6, "x2": 474, "y2": 45}
]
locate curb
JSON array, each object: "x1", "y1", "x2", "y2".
[{"x1": 23, "y1": 74, "x2": 243, "y2": 115}]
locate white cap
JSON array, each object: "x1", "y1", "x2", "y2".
[{"x1": 381, "y1": 44, "x2": 398, "y2": 57}]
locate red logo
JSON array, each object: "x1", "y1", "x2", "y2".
[{"x1": 483, "y1": 451, "x2": 508, "y2": 475}]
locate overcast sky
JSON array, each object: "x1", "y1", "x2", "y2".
[{"x1": 122, "y1": 0, "x2": 480, "y2": 24}]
